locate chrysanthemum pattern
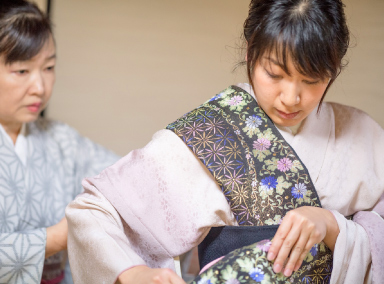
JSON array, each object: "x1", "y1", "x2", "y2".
[
  {"x1": 167, "y1": 85, "x2": 332, "y2": 284},
  {"x1": 167, "y1": 86, "x2": 321, "y2": 226},
  {"x1": 191, "y1": 240, "x2": 333, "y2": 284}
]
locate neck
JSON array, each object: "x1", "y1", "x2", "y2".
[
  {"x1": 0, "y1": 122, "x2": 22, "y2": 144},
  {"x1": 275, "y1": 121, "x2": 302, "y2": 135}
]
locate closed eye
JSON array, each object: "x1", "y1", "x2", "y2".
[
  {"x1": 264, "y1": 68, "x2": 282, "y2": 80},
  {"x1": 303, "y1": 79, "x2": 320, "y2": 85}
]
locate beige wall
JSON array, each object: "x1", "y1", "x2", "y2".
[
  {"x1": 48, "y1": 0, "x2": 384, "y2": 156},
  {"x1": 32, "y1": 0, "x2": 46, "y2": 12},
  {"x1": 327, "y1": 0, "x2": 384, "y2": 126}
]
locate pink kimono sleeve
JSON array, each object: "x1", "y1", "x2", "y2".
[
  {"x1": 66, "y1": 129, "x2": 237, "y2": 283},
  {"x1": 353, "y1": 194, "x2": 384, "y2": 284}
]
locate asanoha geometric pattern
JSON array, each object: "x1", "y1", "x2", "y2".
[
  {"x1": 167, "y1": 86, "x2": 333, "y2": 284},
  {"x1": 167, "y1": 86, "x2": 322, "y2": 226},
  {"x1": 0, "y1": 118, "x2": 119, "y2": 284}
]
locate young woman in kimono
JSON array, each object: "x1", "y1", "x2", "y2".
[
  {"x1": 0, "y1": 1, "x2": 119, "y2": 283},
  {"x1": 66, "y1": 0, "x2": 384, "y2": 283}
]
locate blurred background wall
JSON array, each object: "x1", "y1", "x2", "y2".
[{"x1": 36, "y1": 0, "x2": 383, "y2": 156}]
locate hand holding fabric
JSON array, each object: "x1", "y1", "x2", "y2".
[
  {"x1": 116, "y1": 266, "x2": 186, "y2": 284},
  {"x1": 267, "y1": 206, "x2": 339, "y2": 277}
]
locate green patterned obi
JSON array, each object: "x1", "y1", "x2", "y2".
[{"x1": 166, "y1": 86, "x2": 333, "y2": 283}]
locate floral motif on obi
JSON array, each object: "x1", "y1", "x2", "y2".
[
  {"x1": 191, "y1": 240, "x2": 333, "y2": 284},
  {"x1": 167, "y1": 86, "x2": 333, "y2": 284},
  {"x1": 166, "y1": 85, "x2": 321, "y2": 226}
]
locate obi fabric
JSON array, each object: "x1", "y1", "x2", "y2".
[
  {"x1": 166, "y1": 86, "x2": 333, "y2": 283},
  {"x1": 41, "y1": 252, "x2": 66, "y2": 284}
]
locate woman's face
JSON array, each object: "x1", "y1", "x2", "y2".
[
  {"x1": 252, "y1": 54, "x2": 330, "y2": 127},
  {"x1": 0, "y1": 35, "x2": 56, "y2": 132}
]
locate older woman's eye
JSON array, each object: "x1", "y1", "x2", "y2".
[{"x1": 46, "y1": 65, "x2": 55, "y2": 71}]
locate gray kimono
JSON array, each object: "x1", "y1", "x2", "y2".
[{"x1": 0, "y1": 118, "x2": 119, "y2": 284}]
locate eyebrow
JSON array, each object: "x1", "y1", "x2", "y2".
[{"x1": 46, "y1": 54, "x2": 57, "y2": 61}]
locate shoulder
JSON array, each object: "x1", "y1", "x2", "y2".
[
  {"x1": 324, "y1": 102, "x2": 383, "y2": 133},
  {"x1": 28, "y1": 118, "x2": 86, "y2": 155},
  {"x1": 325, "y1": 102, "x2": 371, "y2": 120},
  {"x1": 30, "y1": 117, "x2": 81, "y2": 139}
]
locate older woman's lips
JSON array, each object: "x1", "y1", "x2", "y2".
[
  {"x1": 277, "y1": 109, "x2": 300, "y2": 119},
  {"x1": 27, "y1": 103, "x2": 42, "y2": 113}
]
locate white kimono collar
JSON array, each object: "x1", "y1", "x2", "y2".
[
  {"x1": 0, "y1": 123, "x2": 28, "y2": 166},
  {"x1": 289, "y1": 104, "x2": 332, "y2": 184}
]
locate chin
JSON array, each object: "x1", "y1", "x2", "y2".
[
  {"x1": 282, "y1": 121, "x2": 300, "y2": 127},
  {"x1": 23, "y1": 113, "x2": 41, "y2": 123},
  {"x1": 273, "y1": 117, "x2": 301, "y2": 127}
]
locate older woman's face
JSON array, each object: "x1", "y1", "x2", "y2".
[
  {"x1": 252, "y1": 54, "x2": 329, "y2": 127},
  {"x1": 0, "y1": 35, "x2": 56, "y2": 132}
]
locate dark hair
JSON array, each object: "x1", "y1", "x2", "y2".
[
  {"x1": 0, "y1": 0, "x2": 52, "y2": 64},
  {"x1": 244, "y1": 0, "x2": 350, "y2": 104}
]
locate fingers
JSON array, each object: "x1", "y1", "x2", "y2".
[
  {"x1": 267, "y1": 216, "x2": 293, "y2": 263},
  {"x1": 169, "y1": 273, "x2": 187, "y2": 284},
  {"x1": 293, "y1": 245, "x2": 310, "y2": 271},
  {"x1": 118, "y1": 267, "x2": 186, "y2": 284},
  {"x1": 282, "y1": 231, "x2": 312, "y2": 277},
  {"x1": 269, "y1": 221, "x2": 305, "y2": 275},
  {"x1": 271, "y1": 226, "x2": 300, "y2": 274},
  {"x1": 267, "y1": 208, "x2": 324, "y2": 277},
  {"x1": 152, "y1": 269, "x2": 186, "y2": 284}
]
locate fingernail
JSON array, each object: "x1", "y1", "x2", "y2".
[
  {"x1": 273, "y1": 263, "x2": 281, "y2": 273},
  {"x1": 267, "y1": 252, "x2": 275, "y2": 261},
  {"x1": 284, "y1": 268, "x2": 292, "y2": 277}
]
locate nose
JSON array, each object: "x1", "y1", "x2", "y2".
[
  {"x1": 30, "y1": 72, "x2": 45, "y2": 96},
  {"x1": 280, "y1": 82, "x2": 300, "y2": 107}
]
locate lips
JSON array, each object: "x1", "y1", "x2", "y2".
[
  {"x1": 276, "y1": 109, "x2": 300, "y2": 120},
  {"x1": 27, "y1": 103, "x2": 42, "y2": 113}
]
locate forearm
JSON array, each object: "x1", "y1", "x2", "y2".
[{"x1": 45, "y1": 218, "x2": 68, "y2": 258}]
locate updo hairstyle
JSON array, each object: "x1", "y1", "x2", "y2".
[
  {"x1": 0, "y1": 0, "x2": 52, "y2": 64},
  {"x1": 243, "y1": 0, "x2": 350, "y2": 102}
]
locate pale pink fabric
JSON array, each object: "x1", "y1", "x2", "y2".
[
  {"x1": 66, "y1": 89, "x2": 384, "y2": 284},
  {"x1": 66, "y1": 130, "x2": 237, "y2": 284},
  {"x1": 330, "y1": 210, "x2": 372, "y2": 284},
  {"x1": 199, "y1": 256, "x2": 224, "y2": 274},
  {"x1": 353, "y1": 196, "x2": 384, "y2": 284}
]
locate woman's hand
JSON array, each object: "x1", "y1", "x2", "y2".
[
  {"x1": 266, "y1": 206, "x2": 339, "y2": 277},
  {"x1": 45, "y1": 217, "x2": 68, "y2": 258},
  {"x1": 116, "y1": 266, "x2": 186, "y2": 284}
]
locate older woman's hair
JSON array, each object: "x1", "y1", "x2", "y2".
[
  {"x1": 244, "y1": 0, "x2": 350, "y2": 102},
  {"x1": 0, "y1": 0, "x2": 52, "y2": 64}
]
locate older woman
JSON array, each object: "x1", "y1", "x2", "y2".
[{"x1": 0, "y1": 1, "x2": 119, "y2": 283}]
